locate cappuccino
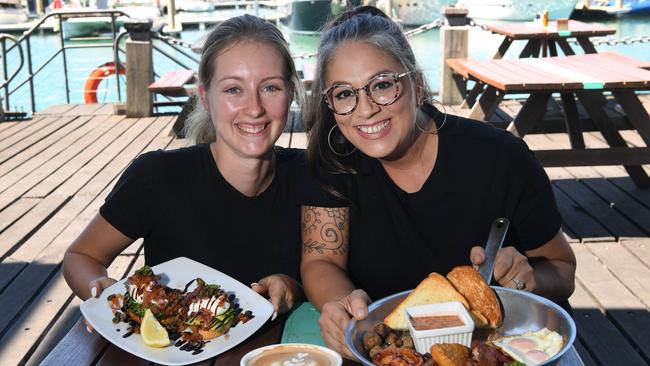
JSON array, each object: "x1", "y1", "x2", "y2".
[{"x1": 242, "y1": 344, "x2": 341, "y2": 366}]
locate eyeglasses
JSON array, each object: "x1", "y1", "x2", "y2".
[{"x1": 322, "y1": 71, "x2": 413, "y2": 115}]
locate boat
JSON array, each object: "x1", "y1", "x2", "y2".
[
  {"x1": 0, "y1": 0, "x2": 29, "y2": 24},
  {"x1": 159, "y1": 0, "x2": 214, "y2": 14},
  {"x1": 622, "y1": 0, "x2": 650, "y2": 13},
  {"x1": 376, "y1": 0, "x2": 455, "y2": 26},
  {"x1": 575, "y1": 0, "x2": 650, "y2": 16},
  {"x1": 112, "y1": 0, "x2": 161, "y2": 20},
  {"x1": 53, "y1": 0, "x2": 161, "y2": 39},
  {"x1": 455, "y1": 0, "x2": 578, "y2": 21},
  {"x1": 45, "y1": 6, "x2": 119, "y2": 39},
  {"x1": 278, "y1": 0, "x2": 335, "y2": 34}
]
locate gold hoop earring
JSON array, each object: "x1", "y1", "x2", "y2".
[
  {"x1": 416, "y1": 98, "x2": 448, "y2": 134},
  {"x1": 328, "y1": 124, "x2": 357, "y2": 157}
]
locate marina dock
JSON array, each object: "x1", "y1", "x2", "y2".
[
  {"x1": 0, "y1": 98, "x2": 648, "y2": 365},
  {"x1": 0, "y1": 1, "x2": 282, "y2": 34}
]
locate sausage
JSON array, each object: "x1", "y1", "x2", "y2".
[
  {"x1": 369, "y1": 345, "x2": 383, "y2": 358},
  {"x1": 385, "y1": 332, "x2": 399, "y2": 346},
  {"x1": 400, "y1": 333, "x2": 414, "y2": 349},
  {"x1": 364, "y1": 331, "x2": 383, "y2": 350},
  {"x1": 375, "y1": 323, "x2": 391, "y2": 338}
]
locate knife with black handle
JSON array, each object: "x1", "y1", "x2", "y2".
[{"x1": 478, "y1": 218, "x2": 510, "y2": 284}]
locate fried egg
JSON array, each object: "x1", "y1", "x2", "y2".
[{"x1": 490, "y1": 328, "x2": 564, "y2": 365}]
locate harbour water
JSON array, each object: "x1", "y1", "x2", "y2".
[{"x1": 1, "y1": 12, "x2": 649, "y2": 114}]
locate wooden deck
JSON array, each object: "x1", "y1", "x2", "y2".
[{"x1": 0, "y1": 102, "x2": 649, "y2": 365}]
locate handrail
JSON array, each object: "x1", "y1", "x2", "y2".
[
  {"x1": 0, "y1": 34, "x2": 24, "y2": 111},
  {"x1": 6, "y1": 10, "x2": 130, "y2": 54},
  {"x1": 0, "y1": 9, "x2": 131, "y2": 116}
]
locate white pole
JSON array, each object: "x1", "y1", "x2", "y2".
[{"x1": 167, "y1": 0, "x2": 180, "y2": 31}]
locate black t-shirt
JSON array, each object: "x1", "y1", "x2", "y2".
[
  {"x1": 100, "y1": 144, "x2": 335, "y2": 286},
  {"x1": 343, "y1": 105, "x2": 562, "y2": 301}
]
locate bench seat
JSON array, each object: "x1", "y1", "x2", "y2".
[{"x1": 148, "y1": 69, "x2": 196, "y2": 97}]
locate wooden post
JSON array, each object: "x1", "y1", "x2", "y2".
[
  {"x1": 124, "y1": 20, "x2": 154, "y2": 118},
  {"x1": 126, "y1": 40, "x2": 153, "y2": 117},
  {"x1": 440, "y1": 6, "x2": 469, "y2": 106}
]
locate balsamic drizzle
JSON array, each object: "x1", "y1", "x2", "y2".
[{"x1": 181, "y1": 279, "x2": 196, "y2": 294}]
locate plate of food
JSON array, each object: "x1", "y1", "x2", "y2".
[
  {"x1": 80, "y1": 257, "x2": 275, "y2": 366},
  {"x1": 346, "y1": 266, "x2": 576, "y2": 366}
]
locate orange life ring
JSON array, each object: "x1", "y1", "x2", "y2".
[{"x1": 84, "y1": 62, "x2": 125, "y2": 104}]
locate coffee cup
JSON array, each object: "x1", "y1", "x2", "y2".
[{"x1": 240, "y1": 343, "x2": 342, "y2": 366}]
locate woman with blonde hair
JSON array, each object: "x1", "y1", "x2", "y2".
[{"x1": 64, "y1": 14, "x2": 337, "y2": 321}]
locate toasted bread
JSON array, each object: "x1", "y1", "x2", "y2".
[
  {"x1": 468, "y1": 310, "x2": 490, "y2": 328},
  {"x1": 383, "y1": 273, "x2": 469, "y2": 330},
  {"x1": 429, "y1": 343, "x2": 469, "y2": 366},
  {"x1": 446, "y1": 266, "x2": 502, "y2": 328}
]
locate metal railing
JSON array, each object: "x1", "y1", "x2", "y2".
[
  {"x1": 0, "y1": 34, "x2": 24, "y2": 111},
  {"x1": 0, "y1": 9, "x2": 129, "y2": 117},
  {"x1": 0, "y1": 9, "x2": 210, "y2": 118},
  {"x1": 0, "y1": 10, "x2": 128, "y2": 113}
]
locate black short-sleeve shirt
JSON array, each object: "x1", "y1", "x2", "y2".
[
  {"x1": 100, "y1": 144, "x2": 335, "y2": 286},
  {"x1": 344, "y1": 106, "x2": 562, "y2": 301}
]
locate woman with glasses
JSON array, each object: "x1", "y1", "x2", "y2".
[
  {"x1": 63, "y1": 15, "x2": 340, "y2": 324},
  {"x1": 300, "y1": 7, "x2": 576, "y2": 358}
]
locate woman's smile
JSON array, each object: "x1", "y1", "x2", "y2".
[
  {"x1": 354, "y1": 119, "x2": 392, "y2": 139},
  {"x1": 235, "y1": 122, "x2": 270, "y2": 135}
]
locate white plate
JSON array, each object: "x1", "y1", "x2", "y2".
[{"x1": 80, "y1": 257, "x2": 275, "y2": 366}]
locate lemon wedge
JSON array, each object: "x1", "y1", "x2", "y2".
[{"x1": 141, "y1": 309, "x2": 170, "y2": 347}]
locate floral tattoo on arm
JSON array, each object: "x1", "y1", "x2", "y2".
[{"x1": 301, "y1": 206, "x2": 349, "y2": 255}]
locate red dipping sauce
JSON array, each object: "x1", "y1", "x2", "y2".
[{"x1": 410, "y1": 314, "x2": 465, "y2": 331}]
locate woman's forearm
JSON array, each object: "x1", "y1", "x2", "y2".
[
  {"x1": 302, "y1": 259, "x2": 357, "y2": 311},
  {"x1": 531, "y1": 260, "x2": 576, "y2": 302},
  {"x1": 63, "y1": 251, "x2": 109, "y2": 300},
  {"x1": 63, "y1": 214, "x2": 134, "y2": 300}
]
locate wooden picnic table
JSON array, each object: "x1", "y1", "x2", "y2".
[
  {"x1": 461, "y1": 20, "x2": 618, "y2": 110},
  {"x1": 462, "y1": 20, "x2": 618, "y2": 111},
  {"x1": 447, "y1": 52, "x2": 650, "y2": 188},
  {"x1": 40, "y1": 312, "x2": 361, "y2": 366},
  {"x1": 486, "y1": 20, "x2": 617, "y2": 59},
  {"x1": 39, "y1": 296, "x2": 586, "y2": 366}
]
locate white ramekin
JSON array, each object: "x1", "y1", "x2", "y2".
[{"x1": 405, "y1": 301, "x2": 475, "y2": 353}]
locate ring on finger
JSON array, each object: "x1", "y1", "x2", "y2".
[{"x1": 511, "y1": 278, "x2": 525, "y2": 290}]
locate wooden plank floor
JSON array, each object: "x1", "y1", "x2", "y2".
[{"x1": 0, "y1": 102, "x2": 649, "y2": 365}]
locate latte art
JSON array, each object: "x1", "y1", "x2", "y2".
[{"x1": 244, "y1": 344, "x2": 340, "y2": 366}]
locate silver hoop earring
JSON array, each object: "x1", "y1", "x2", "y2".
[
  {"x1": 327, "y1": 124, "x2": 357, "y2": 157},
  {"x1": 416, "y1": 98, "x2": 448, "y2": 134}
]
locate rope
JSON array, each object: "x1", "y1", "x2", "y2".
[
  {"x1": 570, "y1": 35, "x2": 650, "y2": 47},
  {"x1": 467, "y1": 19, "x2": 490, "y2": 32},
  {"x1": 153, "y1": 33, "x2": 195, "y2": 49},
  {"x1": 148, "y1": 17, "x2": 448, "y2": 61},
  {"x1": 466, "y1": 19, "x2": 650, "y2": 48},
  {"x1": 292, "y1": 51, "x2": 318, "y2": 60},
  {"x1": 403, "y1": 18, "x2": 444, "y2": 38}
]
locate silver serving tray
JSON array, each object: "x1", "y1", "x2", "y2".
[{"x1": 345, "y1": 286, "x2": 576, "y2": 365}]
